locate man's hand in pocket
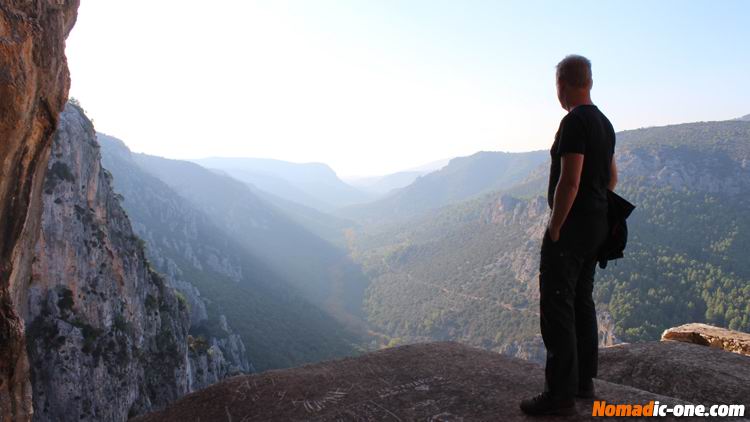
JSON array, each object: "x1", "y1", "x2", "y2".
[{"x1": 547, "y1": 224, "x2": 561, "y2": 242}]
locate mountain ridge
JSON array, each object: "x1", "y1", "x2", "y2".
[
  {"x1": 339, "y1": 150, "x2": 548, "y2": 224},
  {"x1": 129, "y1": 152, "x2": 371, "y2": 325},
  {"x1": 99, "y1": 134, "x2": 368, "y2": 371},
  {"x1": 191, "y1": 157, "x2": 372, "y2": 211}
]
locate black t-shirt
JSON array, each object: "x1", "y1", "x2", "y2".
[{"x1": 547, "y1": 104, "x2": 615, "y2": 217}]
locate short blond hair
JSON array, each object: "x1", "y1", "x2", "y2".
[{"x1": 556, "y1": 55, "x2": 592, "y2": 89}]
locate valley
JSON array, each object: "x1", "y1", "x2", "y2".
[{"x1": 97, "y1": 112, "x2": 750, "y2": 368}]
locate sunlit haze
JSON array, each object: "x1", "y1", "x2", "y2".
[{"x1": 66, "y1": 1, "x2": 750, "y2": 177}]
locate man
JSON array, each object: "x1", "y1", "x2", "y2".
[{"x1": 520, "y1": 55, "x2": 617, "y2": 416}]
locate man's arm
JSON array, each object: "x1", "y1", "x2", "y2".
[
  {"x1": 608, "y1": 155, "x2": 618, "y2": 190},
  {"x1": 548, "y1": 153, "x2": 584, "y2": 241}
]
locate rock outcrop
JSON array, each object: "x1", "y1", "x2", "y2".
[
  {"x1": 26, "y1": 103, "x2": 190, "y2": 421},
  {"x1": 662, "y1": 323, "x2": 750, "y2": 356},
  {"x1": 172, "y1": 281, "x2": 253, "y2": 388},
  {"x1": 134, "y1": 341, "x2": 698, "y2": 422},
  {"x1": 598, "y1": 341, "x2": 750, "y2": 409},
  {"x1": 187, "y1": 322, "x2": 252, "y2": 392},
  {"x1": 0, "y1": 2, "x2": 79, "y2": 420},
  {"x1": 181, "y1": 285, "x2": 253, "y2": 390}
]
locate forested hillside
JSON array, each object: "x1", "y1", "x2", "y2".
[
  {"x1": 347, "y1": 119, "x2": 750, "y2": 354},
  {"x1": 339, "y1": 150, "x2": 547, "y2": 224},
  {"x1": 350, "y1": 194, "x2": 550, "y2": 353},
  {"x1": 599, "y1": 120, "x2": 750, "y2": 340}
]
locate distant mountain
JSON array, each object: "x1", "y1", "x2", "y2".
[
  {"x1": 121, "y1": 149, "x2": 372, "y2": 336},
  {"x1": 736, "y1": 113, "x2": 750, "y2": 122},
  {"x1": 406, "y1": 157, "x2": 452, "y2": 173},
  {"x1": 347, "y1": 119, "x2": 750, "y2": 356},
  {"x1": 346, "y1": 158, "x2": 452, "y2": 196},
  {"x1": 191, "y1": 157, "x2": 373, "y2": 211},
  {"x1": 339, "y1": 150, "x2": 548, "y2": 223},
  {"x1": 206, "y1": 166, "x2": 354, "y2": 246},
  {"x1": 346, "y1": 171, "x2": 426, "y2": 196},
  {"x1": 99, "y1": 136, "x2": 368, "y2": 370}
]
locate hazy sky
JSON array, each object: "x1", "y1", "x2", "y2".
[{"x1": 66, "y1": 1, "x2": 750, "y2": 177}]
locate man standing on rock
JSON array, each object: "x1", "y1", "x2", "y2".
[{"x1": 521, "y1": 55, "x2": 617, "y2": 416}]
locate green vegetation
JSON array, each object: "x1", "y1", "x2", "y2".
[
  {"x1": 351, "y1": 120, "x2": 750, "y2": 349},
  {"x1": 174, "y1": 291, "x2": 189, "y2": 312},
  {"x1": 596, "y1": 187, "x2": 750, "y2": 340},
  {"x1": 354, "y1": 194, "x2": 544, "y2": 350},
  {"x1": 113, "y1": 314, "x2": 131, "y2": 333},
  {"x1": 70, "y1": 318, "x2": 103, "y2": 356},
  {"x1": 187, "y1": 334, "x2": 210, "y2": 354},
  {"x1": 144, "y1": 294, "x2": 158, "y2": 313},
  {"x1": 175, "y1": 253, "x2": 362, "y2": 370}
]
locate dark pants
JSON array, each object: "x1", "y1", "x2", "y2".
[{"x1": 539, "y1": 214, "x2": 607, "y2": 400}]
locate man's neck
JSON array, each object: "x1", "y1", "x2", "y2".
[
  {"x1": 567, "y1": 99, "x2": 593, "y2": 112},
  {"x1": 565, "y1": 91, "x2": 594, "y2": 112},
  {"x1": 568, "y1": 102, "x2": 593, "y2": 112}
]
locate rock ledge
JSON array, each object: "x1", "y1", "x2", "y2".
[
  {"x1": 133, "y1": 341, "x2": 694, "y2": 422},
  {"x1": 662, "y1": 323, "x2": 750, "y2": 356}
]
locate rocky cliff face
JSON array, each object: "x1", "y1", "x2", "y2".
[
  {"x1": 0, "y1": 2, "x2": 79, "y2": 420},
  {"x1": 25, "y1": 103, "x2": 190, "y2": 421},
  {"x1": 98, "y1": 135, "x2": 254, "y2": 387},
  {"x1": 616, "y1": 122, "x2": 750, "y2": 195},
  {"x1": 186, "y1": 314, "x2": 252, "y2": 391},
  {"x1": 163, "y1": 267, "x2": 253, "y2": 390}
]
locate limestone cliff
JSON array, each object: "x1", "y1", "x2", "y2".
[
  {"x1": 0, "y1": 2, "x2": 79, "y2": 420},
  {"x1": 26, "y1": 103, "x2": 190, "y2": 421},
  {"x1": 98, "y1": 134, "x2": 254, "y2": 388}
]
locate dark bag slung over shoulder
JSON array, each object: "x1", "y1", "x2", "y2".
[{"x1": 598, "y1": 190, "x2": 635, "y2": 269}]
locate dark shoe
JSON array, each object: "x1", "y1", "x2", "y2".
[
  {"x1": 576, "y1": 378, "x2": 595, "y2": 399},
  {"x1": 520, "y1": 392, "x2": 577, "y2": 416}
]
